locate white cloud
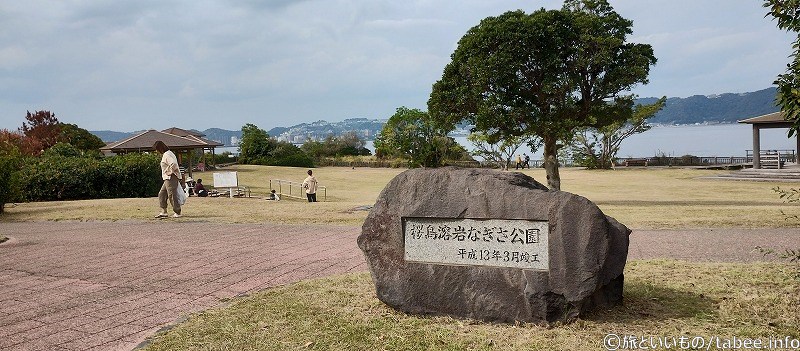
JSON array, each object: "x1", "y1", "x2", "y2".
[{"x1": 0, "y1": 0, "x2": 794, "y2": 131}]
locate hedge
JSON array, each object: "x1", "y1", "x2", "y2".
[
  {"x1": 16, "y1": 153, "x2": 162, "y2": 202},
  {"x1": 0, "y1": 155, "x2": 23, "y2": 213}
]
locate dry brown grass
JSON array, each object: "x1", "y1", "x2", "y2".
[
  {"x1": 140, "y1": 260, "x2": 800, "y2": 351},
  {"x1": 546, "y1": 167, "x2": 800, "y2": 229},
  {"x1": 2, "y1": 165, "x2": 798, "y2": 229}
]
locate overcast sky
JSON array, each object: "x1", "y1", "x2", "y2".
[{"x1": 0, "y1": 0, "x2": 794, "y2": 132}]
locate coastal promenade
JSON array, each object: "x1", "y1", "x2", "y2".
[{"x1": 1, "y1": 221, "x2": 798, "y2": 351}]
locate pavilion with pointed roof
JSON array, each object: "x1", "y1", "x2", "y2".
[
  {"x1": 738, "y1": 111, "x2": 798, "y2": 169},
  {"x1": 100, "y1": 128, "x2": 224, "y2": 176}
]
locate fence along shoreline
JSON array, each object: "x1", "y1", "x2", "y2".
[{"x1": 315, "y1": 149, "x2": 797, "y2": 169}]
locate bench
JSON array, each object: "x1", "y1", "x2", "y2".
[
  {"x1": 760, "y1": 153, "x2": 784, "y2": 169},
  {"x1": 624, "y1": 159, "x2": 648, "y2": 167},
  {"x1": 210, "y1": 186, "x2": 251, "y2": 198}
]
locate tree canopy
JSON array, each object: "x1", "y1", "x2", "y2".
[
  {"x1": 18, "y1": 110, "x2": 61, "y2": 155},
  {"x1": 374, "y1": 106, "x2": 466, "y2": 168},
  {"x1": 571, "y1": 97, "x2": 665, "y2": 169},
  {"x1": 59, "y1": 123, "x2": 105, "y2": 152},
  {"x1": 429, "y1": 0, "x2": 656, "y2": 189},
  {"x1": 2, "y1": 111, "x2": 104, "y2": 156},
  {"x1": 764, "y1": 0, "x2": 800, "y2": 136},
  {"x1": 301, "y1": 131, "x2": 371, "y2": 159},
  {"x1": 467, "y1": 132, "x2": 538, "y2": 170},
  {"x1": 238, "y1": 123, "x2": 313, "y2": 167}
]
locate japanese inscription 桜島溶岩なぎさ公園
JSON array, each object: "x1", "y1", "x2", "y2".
[{"x1": 403, "y1": 217, "x2": 549, "y2": 270}]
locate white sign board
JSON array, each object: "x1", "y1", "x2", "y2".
[
  {"x1": 213, "y1": 172, "x2": 238, "y2": 188},
  {"x1": 404, "y1": 217, "x2": 549, "y2": 270}
]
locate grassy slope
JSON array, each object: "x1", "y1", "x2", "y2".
[{"x1": 1, "y1": 166, "x2": 798, "y2": 229}]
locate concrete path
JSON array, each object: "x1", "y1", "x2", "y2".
[{"x1": 0, "y1": 222, "x2": 798, "y2": 351}]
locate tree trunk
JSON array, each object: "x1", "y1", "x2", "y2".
[{"x1": 543, "y1": 136, "x2": 561, "y2": 190}]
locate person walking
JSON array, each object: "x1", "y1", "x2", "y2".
[
  {"x1": 515, "y1": 154, "x2": 522, "y2": 170},
  {"x1": 153, "y1": 140, "x2": 183, "y2": 218},
  {"x1": 302, "y1": 169, "x2": 318, "y2": 202},
  {"x1": 523, "y1": 153, "x2": 530, "y2": 169}
]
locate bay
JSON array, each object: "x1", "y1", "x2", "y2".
[
  {"x1": 367, "y1": 124, "x2": 796, "y2": 160},
  {"x1": 222, "y1": 124, "x2": 797, "y2": 160}
]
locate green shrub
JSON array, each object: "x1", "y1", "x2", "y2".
[
  {"x1": 16, "y1": 153, "x2": 161, "y2": 201},
  {"x1": 0, "y1": 154, "x2": 23, "y2": 213},
  {"x1": 96, "y1": 153, "x2": 162, "y2": 198},
  {"x1": 18, "y1": 156, "x2": 96, "y2": 201},
  {"x1": 42, "y1": 142, "x2": 84, "y2": 158},
  {"x1": 204, "y1": 151, "x2": 237, "y2": 165},
  {"x1": 267, "y1": 153, "x2": 315, "y2": 168}
]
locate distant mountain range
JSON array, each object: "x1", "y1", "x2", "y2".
[
  {"x1": 92, "y1": 87, "x2": 781, "y2": 145},
  {"x1": 268, "y1": 118, "x2": 386, "y2": 144},
  {"x1": 90, "y1": 118, "x2": 386, "y2": 146},
  {"x1": 637, "y1": 87, "x2": 779, "y2": 125}
]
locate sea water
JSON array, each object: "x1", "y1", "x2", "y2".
[
  {"x1": 223, "y1": 123, "x2": 797, "y2": 160},
  {"x1": 402, "y1": 124, "x2": 796, "y2": 159}
]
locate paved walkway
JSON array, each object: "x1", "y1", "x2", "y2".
[{"x1": 0, "y1": 222, "x2": 798, "y2": 351}]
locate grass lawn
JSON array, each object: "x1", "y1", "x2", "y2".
[
  {"x1": 140, "y1": 260, "x2": 800, "y2": 351},
  {"x1": 1, "y1": 165, "x2": 798, "y2": 229}
]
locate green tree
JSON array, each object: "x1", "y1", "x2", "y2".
[
  {"x1": 332, "y1": 131, "x2": 371, "y2": 156},
  {"x1": 42, "y1": 142, "x2": 83, "y2": 158},
  {"x1": 301, "y1": 132, "x2": 371, "y2": 159},
  {"x1": 467, "y1": 132, "x2": 538, "y2": 170},
  {"x1": 238, "y1": 124, "x2": 313, "y2": 167},
  {"x1": 429, "y1": 1, "x2": 656, "y2": 189},
  {"x1": 266, "y1": 141, "x2": 314, "y2": 167},
  {"x1": 238, "y1": 124, "x2": 273, "y2": 164},
  {"x1": 764, "y1": 0, "x2": 800, "y2": 135},
  {"x1": 300, "y1": 139, "x2": 327, "y2": 159},
  {"x1": 374, "y1": 107, "x2": 457, "y2": 168},
  {"x1": 571, "y1": 97, "x2": 665, "y2": 169},
  {"x1": 58, "y1": 123, "x2": 105, "y2": 152}
]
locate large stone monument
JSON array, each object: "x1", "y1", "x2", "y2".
[{"x1": 357, "y1": 167, "x2": 630, "y2": 324}]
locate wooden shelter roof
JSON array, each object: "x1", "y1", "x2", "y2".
[
  {"x1": 738, "y1": 111, "x2": 791, "y2": 125},
  {"x1": 159, "y1": 127, "x2": 223, "y2": 147},
  {"x1": 161, "y1": 127, "x2": 205, "y2": 138},
  {"x1": 183, "y1": 135, "x2": 224, "y2": 147},
  {"x1": 100, "y1": 130, "x2": 218, "y2": 153}
]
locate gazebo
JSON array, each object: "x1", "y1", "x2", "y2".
[
  {"x1": 100, "y1": 128, "x2": 224, "y2": 176},
  {"x1": 738, "y1": 111, "x2": 799, "y2": 169},
  {"x1": 158, "y1": 127, "x2": 224, "y2": 171}
]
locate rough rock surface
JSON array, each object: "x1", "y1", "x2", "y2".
[{"x1": 357, "y1": 167, "x2": 631, "y2": 324}]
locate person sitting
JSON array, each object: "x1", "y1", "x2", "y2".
[
  {"x1": 267, "y1": 189, "x2": 280, "y2": 201},
  {"x1": 195, "y1": 178, "x2": 208, "y2": 197}
]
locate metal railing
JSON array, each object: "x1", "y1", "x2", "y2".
[
  {"x1": 269, "y1": 179, "x2": 327, "y2": 201},
  {"x1": 616, "y1": 156, "x2": 752, "y2": 167},
  {"x1": 314, "y1": 152, "x2": 798, "y2": 170},
  {"x1": 746, "y1": 149, "x2": 797, "y2": 163}
]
